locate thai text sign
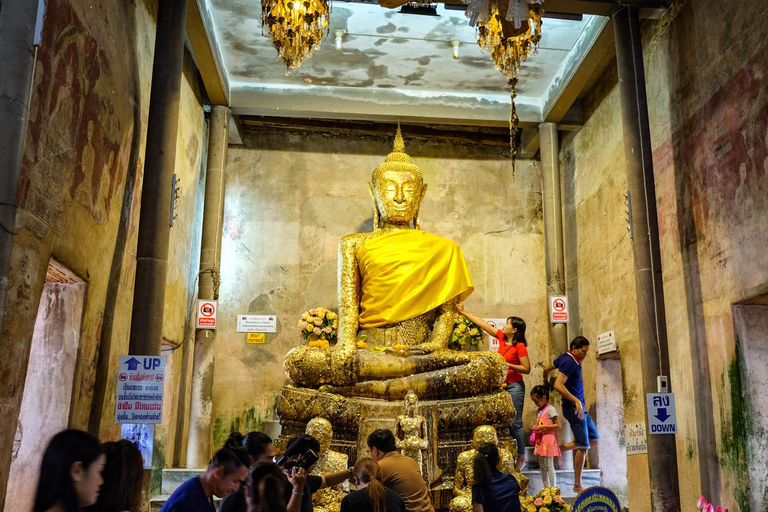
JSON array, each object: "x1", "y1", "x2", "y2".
[
  {"x1": 597, "y1": 330, "x2": 617, "y2": 355},
  {"x1": 625, "y1": 422, "x2": 648, "y2": 454},
  {"x1": 115, "y1": 356, "x2": 165, "y2": 424},
  {"x1": 549, "y1": 295, "x2": 569, "y2": 323},
  {"x1": 196, "y1": 300, "x2": 217, "y2": 329},
  {"x1": 647, "y1": 393, "x2": 677, "y2": 434},
  {"x1": 572, "y1": 486, "x2": 622, "y2": 512},
  {"x1": 237, "y1": 315, "x2": 277, "y2": 333},
  {"x1": 485, "y1": 318, "x2": 507, "y2": 351}
]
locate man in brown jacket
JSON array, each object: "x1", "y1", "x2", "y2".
[{"x1": 367, "y1": 429, "x2": 435, "y2": 512}]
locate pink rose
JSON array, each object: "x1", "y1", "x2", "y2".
[
  {"x1": 313, "y1": 327, "x2": 321, "y2": 335},
  {"x1": 313, "y1": 318, "x2": 323, "y2": 326},
  {"x1": 696, "y1": 497, "x2": 708, "y2": 511},
  {"x1": 310, "y1": 309, "x2": 317, "y2": 315},
  {"x1": 703, "y1": 504, "x2": 714, "y2": 512},
  {"x1": 554, "y1": 496, "x2": 564, "y2": 505},
  {"x1": 715, "y1": 508, "x2": 724, "y2": 512},
  {"x1": 534, "y1": 499, "x2": 544, "y2": 507}
]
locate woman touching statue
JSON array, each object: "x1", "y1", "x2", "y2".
[{"x1": 457, "y1": 304, "x2": 530, "y2": 470}]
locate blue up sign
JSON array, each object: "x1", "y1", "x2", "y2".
[
  {"x1": 116, "y1": 355, "x2": 166, "y2": 424},
  {"x1": 647, "y1": 393, "x2": 677, "y2": 434}
]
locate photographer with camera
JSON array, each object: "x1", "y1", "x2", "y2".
[{"x1": 278, "y1": 434, "x2": 354, "y2": 512}]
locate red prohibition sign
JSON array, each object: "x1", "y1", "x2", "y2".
[
  {"x1": 553, "y1": 299, "x2": 566, "y2": 311},
  {"x1": 200, "y1": 303, "x2": 215, "y2": 317}
]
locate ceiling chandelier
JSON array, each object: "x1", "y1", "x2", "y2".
[
  {"x1": 261, "y1": 0, "x2": 331, "y2": 72},
  {"x1": 474, "y1": 0, "x2": 544, "y2": 169}
]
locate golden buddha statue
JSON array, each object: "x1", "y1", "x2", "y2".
[
  {"x1": 284, "y1": 128, "x2": 508, "y2": 400},
  {"x1": 396, "y1": 390, "x2": 429, "y2": 474},
  {"x1": 449, "y1": 426, "x2": 528, "y2": 512},
  {"x1": 306, "y1": 417, "x2": 349, "y2": 512}
]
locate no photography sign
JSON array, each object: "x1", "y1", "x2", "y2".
[{"x1": 197, "y1": 300, "x2": 217, "y2": 329}]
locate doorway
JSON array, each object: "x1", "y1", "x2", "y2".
[
  {"x1": 732, "y1": 293, "x2": 768, "y2": 512},
  {"x1": 4, "y1": 259, "x2": 87, "y2": 512}
]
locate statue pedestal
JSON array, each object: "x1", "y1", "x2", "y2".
[{"x1": 276, "y1": 385, "x2": 515, "y2": 483}]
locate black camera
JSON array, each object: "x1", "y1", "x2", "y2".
[{"x1": 277, "y1": 448, "x2": 319, "y2": 472}]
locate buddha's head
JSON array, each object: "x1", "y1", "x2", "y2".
[
  {"x1": 472, "y1": 425, "x2": 498, "y2": 450},
  {"x1": 370, "y1": 127, "x2": 427, "y2": 228},
  {"x1": 305, "y1": 417, "x2": 333, "y2": 454},
  {"x1": 404, "y1": 389, "x2": 419, "y2": 415}
]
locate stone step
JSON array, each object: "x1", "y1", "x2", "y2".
[
  {"x1": 522, "y1": 468, "x2": 601, "y2": 498},
  {"x1": 160, "y1": 468, "x2": 205, "y2": 495}
]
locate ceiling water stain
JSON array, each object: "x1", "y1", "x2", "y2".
[{"x1": 376, "y1": 23, "x2": 397, "y2": 34}]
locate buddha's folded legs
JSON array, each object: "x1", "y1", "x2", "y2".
[{"x1": 321, "y1": 352, "x2": 507, "y2": 400}]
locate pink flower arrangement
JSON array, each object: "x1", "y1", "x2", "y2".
[
  {"x1": 298, "y1": 307, "x2": 338, "y2": 345},
  {"x1": 695, "y1": 496, "x2": 727, "y2": 512}
]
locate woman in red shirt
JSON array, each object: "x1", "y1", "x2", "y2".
[{"x1": 457, "y1": 303, "x2": 531, "y2": 470}]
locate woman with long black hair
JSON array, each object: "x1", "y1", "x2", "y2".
[
  {"x1": 458, "y1": 303, "x2": 530, "y2": 470},
  {"x1": 33, "y1": 429, "x2": 105, "y2": 512},
  {"x1": 471, "y1": 444, "x2": 521, "y2": 512},
  {"x1": 85, "y1": 440, "x2": 143, "y2": 512},
  {"x1": 221, "y1": 431, "x2": 276, "y2": 512},
  {"x1": 245, "y1": 462, "x2": 287, "y2": 512},
  {"x1": 340, "y1": 458, "x2": 404, "y2": 512}
]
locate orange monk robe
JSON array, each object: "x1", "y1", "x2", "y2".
[{"x1": 357, "y1": 230, "x2": 474, "y2": 329}]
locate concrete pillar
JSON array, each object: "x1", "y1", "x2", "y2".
[
  {"x1": 539, "y1": 123, "x2": 573, "y2": 471},
  {"x1": 186, "y1": 106, "x2": 230, "y2": 468},
  {"x1": 128, "y1": 0, "x2": 188, "y2": 356},
  {"x1": 0, "y1": 0, "x2": 41, "y2": 355},
  {"x1": 613, "y1": 6, "x2": 680, "y2": 512}
]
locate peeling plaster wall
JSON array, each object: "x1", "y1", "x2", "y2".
[
  {"x1": 0, "y1": 0, "x2": 206, "y2": 506},
  {"x1": 561, "y1": 0, "x2": 768, "y2": 510},
  {"x1": 213, "y1": 130, "x2": 548, "y2": 448}
]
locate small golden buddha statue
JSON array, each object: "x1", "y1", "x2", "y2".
[
  {"x1": 284, "y1": 128, "x2": 508, "y2": 400},
  {"x1": 306, "y1": 417, "x2": 349, "y2": 512},
  {"x1": 449, "y1": 426, "x2": 528, "y2": 512},
  {"x1": 396, "y1": 390, "x2": 429, "y2": 473}
]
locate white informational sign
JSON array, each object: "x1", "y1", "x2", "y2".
[
  {"x1": 196, "y1": 299, "x2": 217, "y2": 329},
  {"x1": 647, "y1": 393, "x2": 677, "y2": 434},
  {"x1": 624, "y1": 422, "x2": 648, "y2": 454},
  {"x1": 121, "y1": 423, "x2": 155, "y2": 469},
  {"x1": 549, "y1": 295, "x2": 569, "y2": 323},
  {"x1": 237, "y1": 314, "x2": 277, "y2": 333},
  {"x1": 597, "y1": 330, "x2": 617, "y2": 355},
  {"x1": 116, "y1": 356, "x2": 165, "y2": 424},
  {"x1": 485, "y1": 318, "x2": 508, "y2": 351}
]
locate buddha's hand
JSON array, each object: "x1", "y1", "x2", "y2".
[{"x1": 384, "y1": 346, "x2": 426, "y2": 357}]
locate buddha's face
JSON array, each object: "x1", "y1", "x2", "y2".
[
  {"x1": 371, "y1": 170, "x2": 426, "y2": 224},
  {"x1": 404, "y1": 390, "x2": 418, "y2": 414},
  {"x1": 305, "y1": 417, "x2": 333, "y2": 454},
  {"x1": 472, "y1": 426, "x2": 498, "y2": 449}
]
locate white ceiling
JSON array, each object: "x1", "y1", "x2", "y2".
[{"x1": 200, "y1": 0, "x2": 607, "y2": 125}]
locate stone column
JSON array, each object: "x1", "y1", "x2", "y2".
[
  {"x1": 128, "y1": 0, "x2": 188, "y2": 356},
  {"x1": 539, "y1": 123, "x2": 573, "y2": 471},
  {"x1": 0, "y1": 0, "x2": 40, "y2": 355},
  {"x1": 614, "y1": 6, "x2": 680, "y2": 512},
  {"x1": 186, "y1": 106, "x2": 230, "y2": 468}
]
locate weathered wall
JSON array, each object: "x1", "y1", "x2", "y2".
[
  {"x1": 561, "y1": 0, "x2": 768, "y2": 510},
  {"x1": 0, "y1": 0, "x2": 206, "y2": 506},
  {"x1": 212, "y1": 129, "x2": 549, "y2": 448}
]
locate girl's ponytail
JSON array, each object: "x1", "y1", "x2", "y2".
[{"x1": 354, "y1": 458, "x2": 386, "y2": 512}]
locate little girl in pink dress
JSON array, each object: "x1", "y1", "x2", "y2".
[{"x1": 530, "y1": 385, "x2": 561, "y2": 488}]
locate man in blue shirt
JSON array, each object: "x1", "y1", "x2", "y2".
[
  {"x1": 545, "y1": 336, "x2": 599, "y2": 494},
  {"x1": 160, "y1": 446, "x2": 249, "y2": 512}
]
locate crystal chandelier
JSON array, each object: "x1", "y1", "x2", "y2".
[
  {"x1": 261, "y1": 0, "x2": 331, "y2": 71},
  {"x1": 476, "y1": 2, "x2": 543, "y2": 168}
]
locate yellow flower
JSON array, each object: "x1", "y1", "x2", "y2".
[
  {"x1": 333, "y1": 320, "x2": 338, "y2": 329},
  {"x1": 327, "y1": 311, "x2": 337, "y2": 320},
  {"x1": 393, "y1": 343, "x2": 406, "y2": 350},
  {"x1": 549, "y1": 487, "x2": 560, "y2": 496},
  {"x1": 527, "y1": 506, "x2": 536, "y2": 512},
  {"x1": 543, "y1": 496, "x2": 552, "y2": 505},
  {"x1": 356, "y1": 341, "x2": 368, "y2": 349},
  {"x1": 525, "y1": 497, "x2": 534, "y2": 504},
  {"x1": 302, "y1": 312, "x2": 310, "y2": 321},
  {"x1": 305, "y1": 324, "x2": 314, "y2": 332},
  {"x1": 540, "y1": 508, "x2": 550, "y2": 512}
]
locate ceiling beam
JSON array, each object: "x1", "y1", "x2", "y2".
[
  {"x1": 438, "y1": 0, "x2": 670, "y2": 18},
  {"x1": 186, "y1": 0, "x2": 228, "y2": 105}
]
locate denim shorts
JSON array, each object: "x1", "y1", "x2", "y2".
[{"x1": 562, "y1": 401, "x2": 600, "y2": 449}]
